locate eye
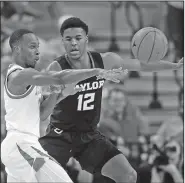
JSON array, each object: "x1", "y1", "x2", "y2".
[
  {"x1": 30, "y1": 45, "x2": 36, "y2": 49},
  {"x1": 76, "y1": 37, "x2": 82, "y2": 41},
  {"x1": 65, "y1": 38, "x2": 71, "y2": 41}
]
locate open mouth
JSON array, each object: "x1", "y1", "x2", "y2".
[
  {"x1": 71, "y1": 49, "x2": 79, "y2": 53},
  {"x1": 70, "y1": 51, "x2": 79, "y2": 56},
  {"x1": 35, "y1": 57, "x2": 40, "y2": 61}
]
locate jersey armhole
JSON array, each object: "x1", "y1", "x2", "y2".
[
  {"x1": 90, "y1": 51, "x2": 104, "y2": 69},
  {"x1": 5, "y1": 69, "x2": 35, "y2": 99},
  {"x1": 6, "y1": 68, "x2": 22, "y2": 86}
]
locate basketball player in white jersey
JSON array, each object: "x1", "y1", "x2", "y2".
[{"x1": 1, "y1": 29, "x2": 123, "y2": 183}]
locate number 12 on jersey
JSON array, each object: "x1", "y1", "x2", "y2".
[{"x1": 77, "y1": 93, "x2": 95, "y2": 111}]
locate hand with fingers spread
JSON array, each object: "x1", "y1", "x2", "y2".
[{"x1": 97, "y1": 67, "x2": 125, "y2": 83}]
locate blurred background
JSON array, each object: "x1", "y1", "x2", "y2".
[{"x1": 1, "y1": 1, "x2": 184, "y2": 183}]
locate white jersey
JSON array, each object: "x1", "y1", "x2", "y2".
[
  {"x1": 2, "y1": 64, "x2": 72, "y2": 183},
  {"x1": 4, "y1": 64, "x2": 42, "y2": 137}
]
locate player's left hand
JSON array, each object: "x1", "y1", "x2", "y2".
[
  {"x1": 176, "y1": 57, "x2": 183, "y2": 69},
  {"x1": 62, "y1": 83, "x2": 83, "y2": 96},
  {"x1": 50, "y1": 85, "x2": 63, "y2": 94}
]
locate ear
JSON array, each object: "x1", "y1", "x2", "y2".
[
  {"x1": 61, "y1": 37, "x2": 64, "y2": 45},
  {"x1": 86, "y1": 35, "x2": 89, "y2": 43},
  {"x1": 14, "y1": 46, "x2": 20, "y2": 54}
]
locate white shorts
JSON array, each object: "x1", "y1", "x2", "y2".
[{"x1": 1, "y1": 131, "x2": 72, "y2": 183}]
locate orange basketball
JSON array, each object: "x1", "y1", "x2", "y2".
[{"x1": 131, "y1": 27, "x2": 168, "y2": 63}]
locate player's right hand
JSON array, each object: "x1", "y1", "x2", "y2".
[{"x1": 97, "y1": 67, "x2": 125, "y2": 83}]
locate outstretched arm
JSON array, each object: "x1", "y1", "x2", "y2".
[
  {"x1": 140, "y1": 58, "x2": 183, "y2": 71},
  {"x1": 101, "y1": 52, "x2": 183, "y2": 71},
  {"x1": 11, "y1": 63, "x2": 103, "y2": 87}
]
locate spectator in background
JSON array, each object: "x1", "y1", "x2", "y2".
[
  {"x1": 41, "y1": 1, "x2": 65, "y2": 20},
  {"x1": 1, "y1": 1, "x2": 43, "y2": 21},
  {"x1": 137, "y1": 138, "x2": 183, "y2": 183},
  {"x1": 100, "y1": 87, "x2": 150, "y2": 170},
  {"x1": 151, "y1": 113, "x2": 183, "y2": 149},
  {"x1": 137, "y1": 110, "x2": 183, "y2": 183},
  {"x1": 101, "y1": 88, "x2": 150, "y2": 143}
]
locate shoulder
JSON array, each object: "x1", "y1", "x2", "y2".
[
  {"x1": 47, "y1": 60, "x2": 62, "y2": 71},
  {"x1": 100, "y1": 52, "x2": 122, "y2": 69},
  {"x1": 6, "y1": 64, "x2": 23, "y2": 81},
  {"x1": 54, "y1": 54, "x2": 66, "y2": 62},
  {"x1": 8, "y1": 67, "x2": 37, "y2": 87},
  {"x1": 46, "y1": 54, "x2": 65, "y2": 71},
  {"x1": 7, "y1": 69, "x2": 25, "y2": 92},
  {"x1": 7, "y1": 64, "x2": 23, "y2": 73},
  {"x1": 100, "y1": 52, "x2": 120, "y2": 59},
  {"x1": 53, "y1": 54, "x2": 66, "y2": 70},
  {"x1": 8, "y1": 69, "x2": 22, "y2": 82}
]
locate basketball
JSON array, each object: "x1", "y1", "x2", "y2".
[{"x1": 131, "y1": 27, "x2": 168, "y2": 63}]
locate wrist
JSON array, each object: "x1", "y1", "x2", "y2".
[{"x1": 95, "y1": 68, "x2": 103, "y2": 75}]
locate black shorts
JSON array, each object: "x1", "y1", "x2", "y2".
[{"x1": 39, "y1": 124, "x2": 121, "y2": 174}]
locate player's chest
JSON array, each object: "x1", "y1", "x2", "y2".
[{"x1": 65, "y1": 79, "x2": 105, "y2": 112}]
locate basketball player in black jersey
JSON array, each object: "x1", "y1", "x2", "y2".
[{"x1": 39, "y1": 17, "x2": 183, "y2": 183}]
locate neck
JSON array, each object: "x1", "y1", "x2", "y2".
[
  {"x1": 66, "y1": 51, "x2": 91, "y2": 69},
  {"x1": 13, "y1": 54, "x2": 25, "y2": 68}
]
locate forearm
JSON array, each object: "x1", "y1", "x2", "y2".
[
  {"x1": 53, "y1": 68, "x2": 101, "y2": 85},
  {"x1": 117, "y1": 57, "x2": 178, "y2": 72},
  {"x1": 40, "y1": 89, "x2": 70, "y2": 121},
  {"x1": 33, "y1": 72, "x2": 63, "y2": 86},
  {"x1": 140, "y1": 60, "x2": 178, "y2": 72},
  {"x1": 40, "y1": 94, "x2": 59, "y2": 121}
]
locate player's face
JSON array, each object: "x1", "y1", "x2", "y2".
[
  {"x1": 62, "y1": 28, "x2": 88, "y2": 60},
  {"x1": 19, "y1": 33, "x2": 40, "y2": 68}
]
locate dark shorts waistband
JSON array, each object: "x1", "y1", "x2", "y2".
[{"x1": 49, "y1": 123, "x2": 98, "y2": 133}]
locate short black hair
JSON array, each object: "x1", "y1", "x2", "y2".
[
  {"x1": 9, "y1": 29, "x2": 34, "y2": 50},
  {"x1": 108, "y1": 88, "x2": 125, "y2": 99},
  {"x1": 60, "y1": 17, "x2": 88, "y2": 36}
]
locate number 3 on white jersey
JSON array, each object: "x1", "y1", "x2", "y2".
[{"x1": 77, "y1": 93, "x2": 95, "y2": 111}]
